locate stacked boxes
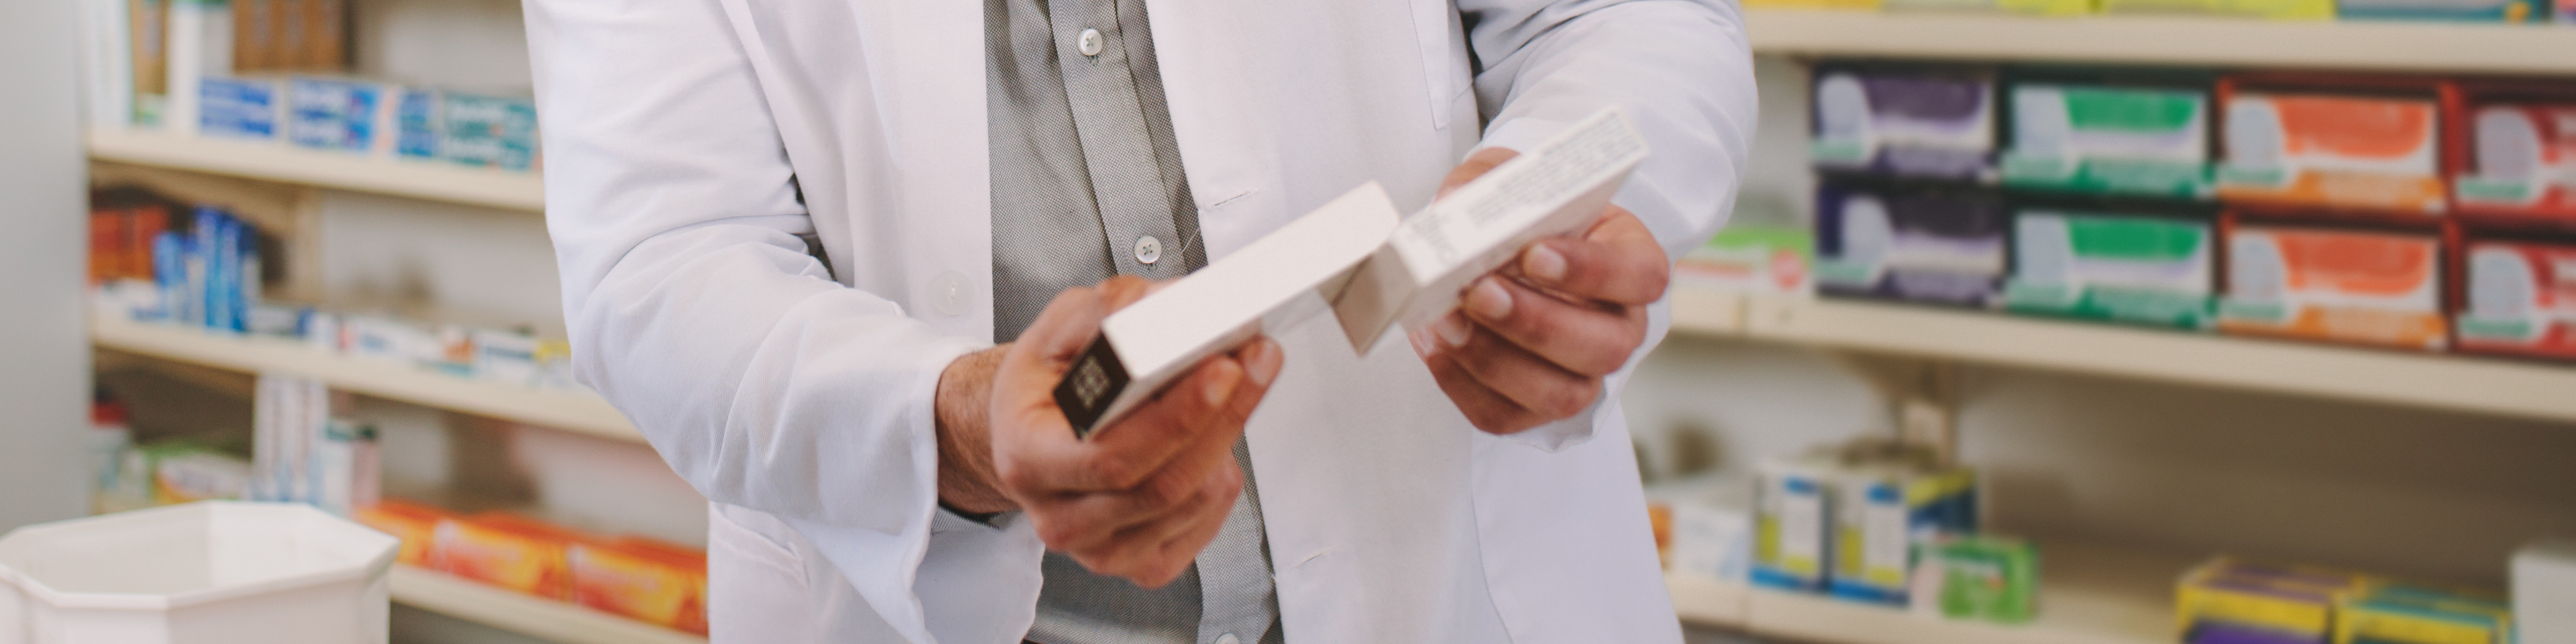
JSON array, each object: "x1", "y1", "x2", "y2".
[
  {"x1": 2176, "y1": 558, "x2": 2519, "y2": 644},
  {"x1": 1801, "y1": 61, "x2": 2576, "y2": 361},
  {"x1": 2178, "y1": 559, "x2": 2376, "y2": 644},
  {"x1": 354, "y1": 503, "x2": 709, "y2": 635},
  {"x1": 1752, "y1": 439, "x2": 1994, "y2": 612}
]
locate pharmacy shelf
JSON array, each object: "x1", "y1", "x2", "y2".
[
  {"x1": 91, "y1": 316, "x2": 642, "y2": 443},
  {"x1": 1670, "y1": 540, "x2": 2190, "y2": 644},
  {"x1": 390, "y1": 566, "x2": 704, "y2": 644},
  {"x1": 87, "y1": 128, "x2": 545, "y2": 212},
  {"x1": 1668, "y1": 290, "x2": 2576, "y2": 424},
  {"x1": 1744, "y1": 9, "x2": 2576, "y2": 75}
]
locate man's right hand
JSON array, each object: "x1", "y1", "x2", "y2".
[{"x1": 936, "y1": 276, "x2": 1282, "y2": 588}]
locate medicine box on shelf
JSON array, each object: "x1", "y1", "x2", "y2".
[{"x1": 2215, "y1": 72, "x2": 2457, "y2": 218}]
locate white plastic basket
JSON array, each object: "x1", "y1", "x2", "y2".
[{"x1": 0, "y1": 501, "x2": 398, "y2": 644}]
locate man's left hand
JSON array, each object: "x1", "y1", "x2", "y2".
[{"x1": 1411, "y1": 147, "x2": 1670, "y2": 435}]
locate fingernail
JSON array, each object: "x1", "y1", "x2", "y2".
[
  {"x1": 1524, "y1": 244, "x2": 1567, "y2": 282},
  {"x1": 1203, "y1": 364, "x2": 1242, "y2": 407},
  {"x1": 1466, "y1": 278, "x2": 1512, "y2": 321},
  {"x1": 1432, "y1": 313, "x2": 1472, "y2": 349},
  {"x1": 1409, "y1": 329, "x2": 1436, "y2": 357},
  {"x1": 1246, "y1": 340, "x2": 1283, "y2": 386}
]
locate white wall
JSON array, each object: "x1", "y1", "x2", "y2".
[{"x1": 0, "y1": 0, "x2": 97, "y2": 531}]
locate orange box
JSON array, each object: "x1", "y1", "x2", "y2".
[
  {"x1": 2216, "y1": 74, "x2": 2457, "y2": 217},
  {"x1": 432, "y1": 513, "x2": 588, "y2": 600},
  {"x1": 354, "y1": 500, "x2": 450, "y2": 567},
  {"x1": 572, "y1": 537, "x2": 708, "y2": 635},
  {"x1": 2216, "y1": 217, "x2": 2450, "y2": 350}
]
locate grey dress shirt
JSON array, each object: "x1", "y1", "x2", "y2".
[{"x1": 985, "y1": 0, "x2": 1283, "y2": 641}]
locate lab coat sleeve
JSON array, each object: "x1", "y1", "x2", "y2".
[
  {"x1": 525, "y1": 0, "x2": 991, "y2": 637},
  {"x1": 1458, "y1": 0, "x2": 1758, "y2": 450}
]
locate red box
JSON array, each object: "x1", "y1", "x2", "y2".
[
  {"x1": 2454, "y1": 237, "x2": 2576, "y2": 360},
  {"x1": 2449, "y1": 80, "x2": 2576, "y2": 226}
]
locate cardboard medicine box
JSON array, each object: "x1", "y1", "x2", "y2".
[
  {"x1": 2215, "y1": 74, "x2": 2456, "y2": 217},
  {"x1": 2455, "y1": 238, "x2": 2576, "y2": 360},
  {"x1": 199, "y1": 76, "x2": 285, "y2": 140},
  {"x1": 2216, "y1": 218, "x2": 2449, "y2": 350},
  {"x1": 1826, "y1": 462, "x2": 1978, "y2": 606},
  {"x1": 2451, "y1": 82, "x2": 2576, "y2": 223},
  {"x1": 1815, "y1": 177, "x2": 2012, "y2": 307},
  {"x1": 1999, "y1": 72, "x2": 2214, "y2": 199},
  {"x1": 1811, "y1": 64, "x2": 1998, "y2": 180},
  {"x1": 1752, "y1": 455, "x2": 1834, "y2": 592},
  {"x1": 439, "y1": 91, "x2": 539, "y2": 172},
  {"x1": 286, "y1": 77, "x2": 389, "y2": 154},
  {"x1": 1675, "y1": 225, "x2": 1813, "y2": 296},
  {"x1": 2004, "y1": 200, "x2": 2218, "y2": 329}
]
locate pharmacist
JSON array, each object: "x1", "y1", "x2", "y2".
[{"x1": 523, "y1": 0, "x2": 1753, "y2": 639}]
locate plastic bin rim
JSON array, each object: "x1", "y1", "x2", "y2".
[{"x1": 0, "y1": 501, "x2": 399, "y2": 610}]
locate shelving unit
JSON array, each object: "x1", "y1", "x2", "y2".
[
  {"x1": 87, "y1": 128, "x2": 545, "y2": 212},
  {"x1": 1668, "y1": 539, "x2": 2190, "y2": 644},
  {"x1": 1743, "y1": 9, "x2": 2576, "y2": 74},
  {"x1": 1668, "y1": 290, "x2": 2576, "y2": 423},
  {"x1": 91, "y1": 316, "x2": 642, "y2": 443},
  {"x1": 390, "y1": 566, "x2": 705, "y2": 644}
]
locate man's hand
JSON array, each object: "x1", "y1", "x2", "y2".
[
  {"x1": 936, "y1": 276, "x2": 1282, "y2": 588},
  {"x1": 1411, "y1": 147, "x2": 1670, "y2": 435}
]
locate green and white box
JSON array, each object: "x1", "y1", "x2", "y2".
[
  {"x1": 2004, "y1": 207, "x2": 2216, "y2": 329},
  {"x1": 2000, "y1": 81, "x2": 2213, "y2": 199}
]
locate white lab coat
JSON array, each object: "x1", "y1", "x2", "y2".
[{"x1": 522, "y1": 0, "x2": 1756, "y2": 639}]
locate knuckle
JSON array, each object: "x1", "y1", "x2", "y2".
[
  {"x1": 1085, "y1": 453, "x2": 1146, "y2": 490},
  {"x1": 1550, "y1": 380, "x2": 1602, "y2": 418},
  {"x1": 1139, "y1": 471, "x2": 1195, "y2": 508}
]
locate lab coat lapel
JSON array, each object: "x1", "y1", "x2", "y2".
[{"x1": 718, "y1": 0, "x2": 994, "y2": 342}]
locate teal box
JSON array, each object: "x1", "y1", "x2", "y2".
[
  {"x1": 2337, "y1": 0, "x2": 2544, "y2": 21},
  {"x1": 439, "y1": 92, "x2": 538, "y2": 172},
  {"x1": 2003, "y1": 202, "x2": 2216, "y2": 330},
  {"x1": 1999, "y1": 77, "x2": 2213, "y2": 200}
]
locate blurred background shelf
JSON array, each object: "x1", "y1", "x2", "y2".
[
  {"x1": 91, "y1": 316, "x2": 640, "y2": 442},
  {"x1": 1670, "y1": 540, "x2": 2186, "y2": 644},
  {"x1": 1743, "y1": 9, "x2": 2576, "y2": 74},
  {"x1": 87, "y1": 128, "x2": 546, "y2": 212},
  {"x1": 389, "y1": 566, "x2": 704, "y2": 644},
  {"x1": 1668, "y1": 290, "x2": 2576, "y2": 423}
]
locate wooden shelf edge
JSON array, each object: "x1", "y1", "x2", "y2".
[
  {"x1": 1666, "y1": 289, "x2": 2576, "y2": 423},
  {"x1": 1743, "y1": 9, "x2": 2576, "y2": 75},
  {"x1": 87, "y1": 128, "x2": 545, "y2": 212},
  {"x1": 92, "y1": 316, "x2": 644, "y2": 443},
  {"x1": 390, "y1": 566, "x2": 704, "y2": 644}
]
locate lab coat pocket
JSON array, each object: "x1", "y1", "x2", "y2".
[
  {"x1": 1409, "y1": 0, "x2": 1473, "y2": 129},
  {"x1": 706, "y1": 504, "x2": 816, "y2": 643}
]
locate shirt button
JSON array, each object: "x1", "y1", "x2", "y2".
[
  {"x1": 1077, "y1": 28, "x2": 1104, "y2": 57},
  {"x1": 930, "y1": 270, "x2": 969, "y2": 316},
  {"x1": 1133, "y1": 235, "x2": 1163, "y2": 265},
  {"x1": 1214, "y1": 635, "x2": 1240, "y2": 644}
]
